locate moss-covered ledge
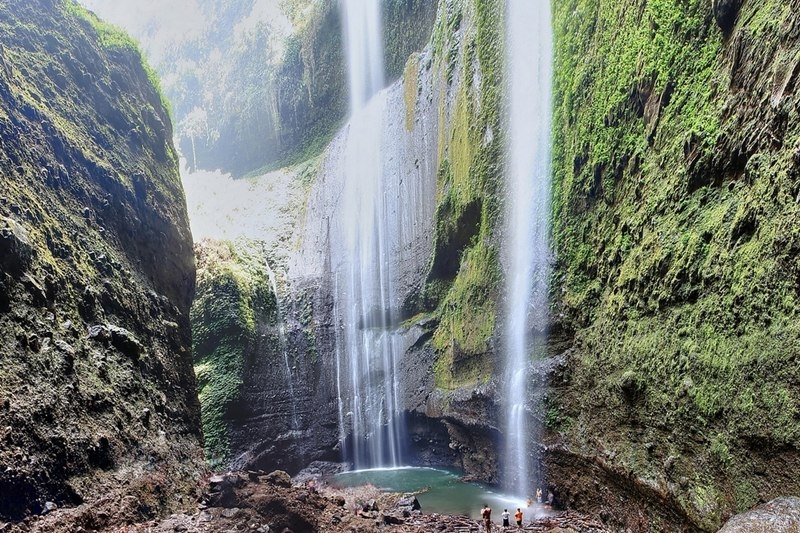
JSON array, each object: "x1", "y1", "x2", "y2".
[{"x1": 407, "y1": 0, "x2": 504, "y2": 391}]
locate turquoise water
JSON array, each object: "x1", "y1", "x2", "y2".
[{"x1": 332, "y1": 467, "x2": 553, "y2": 521}]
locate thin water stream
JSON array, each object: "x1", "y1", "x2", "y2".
[
  {"x1": 265, "y1": 262, "x2": 298, "y2": 430},
  {"x1": 503, "y1": 0, "x2": 554, "y2": 497}
]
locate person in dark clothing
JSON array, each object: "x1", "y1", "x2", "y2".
[{"x1": 481, "y1": 503, "x2": 492, "y2": 532}]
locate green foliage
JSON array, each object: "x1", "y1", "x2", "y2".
[{"x1": 191, "y1": 240, "x2": 275, "y2": 465}]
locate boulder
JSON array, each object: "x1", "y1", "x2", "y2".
[
  {"x1": 718, "y1": 497, "x2": 800, "y2": 532},
  {"x1": 0, "y1": 217, "x2": 32, "y2": 278},
  {"x1": 264, "y1": 470, "x2": 292, "y2": 488},
  {"x1": 396, "y1": 495, "x2": 421, "y2": 512}
]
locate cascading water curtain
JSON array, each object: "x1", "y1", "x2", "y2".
[
  {"x1": 502, "y1": 0, "x2": 554, "y2": 498},
  {"x1": 335, "y1": 0, "x2": 405, "y2": 469}
]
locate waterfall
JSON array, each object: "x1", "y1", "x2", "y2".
[
  {"x1": 342, "y1": 0, "x2": 384, "y2": 111},
  {"x1": 503, "y1": 0, "x2": 554, "y2": 498},
  {"x1": 335, "y1": 0, "x2": 406, "y2": 468}
]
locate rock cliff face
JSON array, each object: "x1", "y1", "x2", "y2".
[
  {"x1": 0, "y1": 0, "x2": 201, "y2": 524},
  {"x1": 186, "y1": 1, "x2": 448, "y2": 475},
  {"x1": 193, "y1": 0, "x2": 509, "y2": 481},
  {"x1": 548, "y1": 0, "x2": 800, "y2": 530},
  {"x1": 186, "y1": 0, "x2": 799, "y2": 530},
  {"x1": 192, "y1": 238, "x2": 342, "y2": 474},
  {"x1": 82, "y1": 0, "x2": 438, "y2": 177}
]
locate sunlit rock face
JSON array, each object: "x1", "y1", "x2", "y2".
[
  {"x1": 0, "y1": 0, "x2": 201, "y2": 523},
  {"x1": 221, "y1": 48, "x2": 442, "y2": 474},
  {"x1": 718, "y1": 497, "x2": 800, "y2": 533}
]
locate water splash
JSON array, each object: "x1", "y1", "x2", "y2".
[{"x1": 502, "y1": 0, "x2": 554, "y2": 498}]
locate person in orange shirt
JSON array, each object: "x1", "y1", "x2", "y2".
[{"x1": 514, "y1": 507, "x2": 523, "y2": 528}]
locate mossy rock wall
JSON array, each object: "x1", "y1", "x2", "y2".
[
  {"x1": 0, "y1": 0, "x2": 201, "y2": 523},
  {"x1": 192, "y1": 238, "x2": 341, "y2": 473},
  {"x1": 413, "y1": 0, "x2": 504, "y2": 391},
  {"x1": 192, "y1": 239, "x2": 275, "y2": 466},
  {"x1": 549, "y1": 0, "x2": 800, "y2": 529}
]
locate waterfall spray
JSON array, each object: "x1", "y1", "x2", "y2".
[{"x1": 503, "y1": 0, "x2": 554, "y2": 498}]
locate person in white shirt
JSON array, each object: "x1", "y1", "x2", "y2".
[{"x1": 501, "y1": 508, "x2": 510, "y2": 527}]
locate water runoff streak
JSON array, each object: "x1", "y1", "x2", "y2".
[
  {"x1": 335, "y1": 0, "x2": 405, "y2": 469},
  {"x1": 265, "y1": 262, "x2": 298, "y2": 430},
  {"x1": 503, "y1": 0, "x2": 554, "y2": 498}
]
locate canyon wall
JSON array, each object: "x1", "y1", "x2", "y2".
[
  {"x1": 0, "y1": 0, "x2": 202, "y2": 524},
  {"x1": 187, "y1": 0, "x2": 800, "y2": 530},
  {"x1": 546, "y1": 0, "x2": 800, "y2": 530}
]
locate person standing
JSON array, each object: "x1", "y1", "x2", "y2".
[
  {"x1": 515, "y1": 508, "x2": 523, "y2": 528},
  {"x1": 501, "y1": 508, "x2": 510, "y2": 528},
  {"x1": 536, "y1": 487, "x2": 542, "y2": 503},
  {"x1": 481, "y1": 503, "x2": 492, "y2": 532}
]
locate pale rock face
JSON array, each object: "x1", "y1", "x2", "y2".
[{"x1": 718, "y1": 497, "x2": 800, "y2": 533}]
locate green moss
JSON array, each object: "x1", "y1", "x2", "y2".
[
  {"x1": 191, "y1": 240, "x2": 276, "y2": 465},
  {"x1": 416, "y1": 0, "x2": 505, "y2": 390},
  {"x1": 709, "y1": 433, "x2": 731, "y2": 466},
  {"x1": 552, "y1": 2, "x2": 800, "y2": 525},
  {"x1": 64, "y1": 1, "x2": 170, "y2": 116},
  {"x1": 433, "y1": 244, "x2": 499, "y2": 388}
]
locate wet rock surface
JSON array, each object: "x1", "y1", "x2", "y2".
[
  {"x1": 0, "y1": 0, "x2": 201, "y2": 524},
  {"x1": 712, "y1": 0, "x2": 742, "y2": 34},
  {"x1": 548, "y1": 0, "x2": 800, "y2": 530}
]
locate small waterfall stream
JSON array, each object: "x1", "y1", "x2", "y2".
[
  {"x1": 265, "y1": 262, "x2": 299, "y2": 430},
  {"x1": 503, "y1": 0, "x2": 554, "y2": 498}
]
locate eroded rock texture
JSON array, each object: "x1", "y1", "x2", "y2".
[
  {"x1": 548, "y1": 0, "x2": 800, "y2": 530},
  {"x1": 0, "y1": 0, "x2": 202, "y2": 524}
]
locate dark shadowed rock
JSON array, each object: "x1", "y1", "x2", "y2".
[
  {"x1": 0, "y1": 218, "x2": 33, "y2": 278},
  {"x1": 396, "y1": 495, "x2": 421, "y2": 512},
  {"x1": 0, "y1": 0, "x2": 201, "y2": 524},
  {"x1": 713, "y1": 0, "x2": 742, "y2": 34},
  {"x1": 264, "y1": 471, "x2": 292, "y2": 489},
  {"x1": 106, "y1": 324, "x2": 142, "y2": 360}
]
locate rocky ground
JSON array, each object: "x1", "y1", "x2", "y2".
[{"x1": 1, "y1": 470, "x2": 610, "y2": 533}]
